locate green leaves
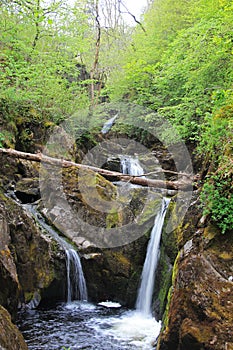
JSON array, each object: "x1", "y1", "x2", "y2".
[
  {"x1": 201, "y1": 171, "x2": 233, "y2": 234},
  {"x1": 0, "y1": 0, "x2": 92, "y2": 122},
  {"x1": 108, "y1": 0, "x2": 233, "y2": 142},
  {"x1": 0, "y1": 133, "x2": 5, "y2": 147}
]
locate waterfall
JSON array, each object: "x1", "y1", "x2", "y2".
[
  {"x1": 23, "y1": 204, "x2": 88, "y2": 303},
  {"x1": 136, "y1": 197, "x2": 170, "y2": 316},
  {"x1": 120, "y1": 156, "x2": 144, "y2": 176},
  {"x1": 101, "y1": 113, "x2": 118, "y2": 134},
  {"x1": 66, "y1": 249, "x2": 88, "y2": 302}
]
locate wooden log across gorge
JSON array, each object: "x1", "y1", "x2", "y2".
[{"x1": 0, "y1": 147, "x2": 195, "y2": 191}]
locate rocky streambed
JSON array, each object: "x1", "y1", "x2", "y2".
[{"x1": 0, "y1": 143, "x2": 232, "y2": 350}]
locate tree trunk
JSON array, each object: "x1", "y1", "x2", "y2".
[{"x1": 0, "y1": 147, "x2": 194, "y2": 191}]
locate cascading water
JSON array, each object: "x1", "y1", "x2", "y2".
[
  {"x1": 120, "y1": 155, "x2": 144, "y2": 176},
  {"x1": 24, "y1": 204, "x2": 87, "y2": 303},
  {"x1": 101, "y1": 113, "x2": 118, "y2": 134},
  {"x1": 90, "y1": 197, "x2": 170, "y2": 349},
  {"x1": 17, "y1": 157, "x2": 170, "y2": 349},
  {"x1": 136, "y1": 197, "x2": 170, "y2": 316},
  {"x1": 66, "y1": 249, "x2": 88, "y2": 302}
]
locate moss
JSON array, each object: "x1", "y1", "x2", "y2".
[
  {"x1": 162, "y1": 199, "x2": 180, "y2": 261},
  {"x1": 219, "y1": 252, "x2": 232, "y2": 260},
  {"x1": 103, "y1": 250, "x2": 131, "y2": 278},
  {"x1": 112, "y1": 252, "x2": 131, "y2": 268},
  {"x1": 204, "y1": 224, "x2": 220, "y2": 241},
  {"x1": 0, "y1": 305, "x2": 28, "y2": 350},
  {"x1": 44, "y1": 121, "x2": 55, "y2": 128},
  {"x1": 172, "y1": 251, "x2": 180, "y2": 285},
  {"x1": 157, "y1": 247, "x2": 173, "y2": 317},
  {"x1": 161, "y1": 251, "x2": 180, "y2": 330},
  {"x1": 180, "y1": 318, "x2": 213, "y2": 344},
  {"x1": 35, "y1": 267, "x2": 55, "y2": 287},
  {"x1": 24, "y1": 292, "x2": 35, "y2": 303},
  {"x1": 106, "y1": 210, "x2": 123, "y2": 228},
  {"x1": 137, "y1": 195, "x2": 161, "y2": 226}
]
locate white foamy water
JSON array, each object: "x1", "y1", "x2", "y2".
[
  {"x1": 65, "y1": 300, "x2": 96, "y2": 311},
  {"x1": 120, "y1": 156, "x2": 144, "y2": 176},
  {"x1": 89, "y1": 310, "x2": 161, "y2": 349},
  {"x1": 98, "y1": 301, "x2": 122, "y2": 308}
]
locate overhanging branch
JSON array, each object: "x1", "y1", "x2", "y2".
[{"x1": 0, "y1": 147, "x2": 195, "y2": 191}]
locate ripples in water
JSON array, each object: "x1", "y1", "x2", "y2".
[{"x1": 17, "y1": 301, "x2": 161, "y2": 350}]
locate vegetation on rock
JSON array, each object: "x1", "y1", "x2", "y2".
[{"x1": 0, "y1": 0, "x2": 232, "y2": 348}]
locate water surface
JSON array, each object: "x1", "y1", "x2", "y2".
[{"x1": 17, "y1": 301, "x2": 161, "y2": 350}]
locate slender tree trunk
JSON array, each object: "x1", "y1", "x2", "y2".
[{"x1": 90, "y1": 0, "x2": 101, "y2": 106}]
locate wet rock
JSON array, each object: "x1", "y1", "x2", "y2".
[
  {"x1": 103, "y1": 156, "x2": 121, "y2": 172},
  {"x1": 0, "y1": 305, "x2": 28, "y2": 350},
  {"x1": 81, "y1": 237, "x2": 150, "y2": 308},
  {"x1": 25, "y1": 291, "x2": 41, "y2": 309},
  {"x1": 157, "y1": 227, "x2": 233, "y2": 350},
  {"x1": 0, "y1": 192, "x2": 66, "y2": 313},
  {"x1": 0, "y1": 203, "x2": 20, "y2": 315},
  {"x1": 38, "y1": 164, "x2": 164, "y2": 307},
  {"x1": 15, "y1": 177, "x2": 40, "y2": 203}
]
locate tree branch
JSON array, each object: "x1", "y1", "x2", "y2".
[
  {"x1": 0, "y1": 148, "x2": 195, "y2": 191},
  {"x1": 120, "y1": 1, "x2": 146, "y2": 32}
]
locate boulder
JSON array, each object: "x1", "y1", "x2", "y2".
[
  {"x1": 0, "y1": 305, "x2": 28, "y2": 350},
  {"x1": 0, "y1": 192, "x2": 66, "y2": 312},
  {"x1": 157, "y1": 226, "x2": 233, "y2": 350},
  {"x1": 0, "y1": 201, "x2": 20, "y2": 316}
]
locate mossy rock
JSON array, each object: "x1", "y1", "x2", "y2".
[
  {"x1": 0, "y1": 192, "x2": 66, "y2": 311},
  {"x1": 155, "y1": 246, "x2": 173, "y2": 318},
  {"x1": 0, "y1": 305, "x2": 28, "y2": 350},
  {"x1": 161, "y1": 198, "x2": 180, "y2": 262}
]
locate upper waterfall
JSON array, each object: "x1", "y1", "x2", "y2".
[
  {"x1": 120, "y1": 155, "x2": 144, "y2": 176},
  {"x1": 101, "y1": 113, "x2": 118, "y2": 134}
]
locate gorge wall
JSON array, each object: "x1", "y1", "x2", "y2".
[{"x1": 0, "y1": 124, "x2": 232, "y2": 350}]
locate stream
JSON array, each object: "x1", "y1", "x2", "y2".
[{"x1": 16, "y1": 155, "x2": 166, "y2": 350}]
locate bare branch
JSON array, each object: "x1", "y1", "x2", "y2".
[{"x1": 120, "y1": 0, "x2": 146, "y2": 32}]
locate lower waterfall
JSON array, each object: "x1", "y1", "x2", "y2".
[
  {"x1": 66, "y1": 249, "x2": 88, "y2": 302},
  {"x1": 16, "y1": 170, "x2": 170, "y2": 349},
  {"x1": 136, "y1": 197, "x2": 170, "y2": 316},
  {"x1": 24, "y1": 204, "x2": 88, "y2": 303}
]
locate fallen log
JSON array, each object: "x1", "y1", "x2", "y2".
[{"x1": 0, "y1": 147, "x2": 194, "y2": 191}]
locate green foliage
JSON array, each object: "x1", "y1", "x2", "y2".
[
  {"x1": 201, "y1": 169, "x2": 233, "y2": 234},
  {"x1": 108, "y1": 0, "x2": 233, "y2": 141},
  {"x1": 106, "y1": 0, "x2": 233, "y2": 232},
  {"x1": 0, "y1": 0, "x2": 232, "y2": 233},
  {"x1": 200, "y1": 101, "x2": 233, "y2": 233},
  {"x1": 0, "y1": 1, "x2": 91, "y2": 125},
  {"x1": 0, "y1": 132, "x2": 5, "y2": 147}
]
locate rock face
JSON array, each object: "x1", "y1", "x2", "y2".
[
  {"x1": 0, "y1": 305, "x2": 28, "y2": 350},
  {"x1": 1, "y1": 142, "x2": 232, "y2": 350},
  {"x1": 0, "y1": 190, "x2": 67, "y2": 349},
  {"x1": 157, "y1": 205, "x2": 233, "y2": 350},
  {"x1": 0, "y1": 202, "x2": 20, "y2": 315},
  {"x1": 39, "y1": 164, "x2": 162, "y2": 307},
  {"x1": 0, "y1": 190, "x2": 67, "y2": 310},
  {"x1": 81, "y1": 237, "x2": 149, "y2": 307},
  {"x1": 0, "y1": 153, "x2": 162, "y2": 311}
]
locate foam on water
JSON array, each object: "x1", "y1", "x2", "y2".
[
  {"x1": 89, "y1": 310, "x2": 161, "y2": 349},
  {"x1": 98, "y1": 301, "x2": 122, "y2": 308},
  {"x1": 65, "y1": 300, "x2": 96, "y2": 311}
]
